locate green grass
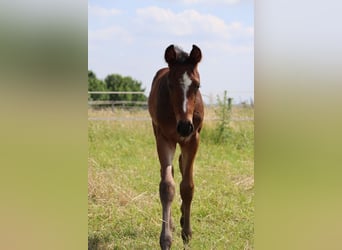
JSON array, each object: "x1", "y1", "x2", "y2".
[{"x1": 88, "y1": 106, "x2": 254, "y2": 249}]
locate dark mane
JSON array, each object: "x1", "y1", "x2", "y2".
[{"x1": 174, "y1": 46, "x2": 189, "y2": 63}]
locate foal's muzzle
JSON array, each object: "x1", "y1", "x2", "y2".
[{"x1": 177, "y1": 120, "x2": 194, "y2": 137}]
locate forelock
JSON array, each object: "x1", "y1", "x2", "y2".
[{"x1": 173, "y1": 46, "x2": 189, "y2": 63}]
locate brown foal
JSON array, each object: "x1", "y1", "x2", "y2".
[{"x1": 148, "y1": 44, "x2": 204, "y2": 249}]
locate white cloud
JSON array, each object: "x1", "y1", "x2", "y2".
[
  {"x1": 88, "y1": 5, "x2": 121, "y2": 17},
  {"x1": 162, "y1": 0, "x2": 242, "y2": 5},
  {"x1": 88, "y1": 26, "x2": 132, "y2": 43},
  {"x1": 136, "y1": 6, "x2": 253, "y2": 46},
  {"x1": 136, "y1": 7, "x2": 223, "y2": 36},
  {"x1": 136, "y1": 7, "x2": 193, "y2": 36}
]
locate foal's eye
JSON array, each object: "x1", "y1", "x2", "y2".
[{"x1": 193, "y1": 84, "x2": 200, "y2": 92}]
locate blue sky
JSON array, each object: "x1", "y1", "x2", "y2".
[{"x1": 88, "y1": 0, "x2": 254, "y2": 103}]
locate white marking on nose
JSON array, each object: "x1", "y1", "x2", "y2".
[{"x1": 181, "y1": 72, "x2": 192, "y2": 113}]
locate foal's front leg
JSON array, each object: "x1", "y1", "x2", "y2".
[
  {"x1": 156, "y1": 134, "x2": 176, "y2": 250},
  {"x1": 179, "y1": 133, "x2": 200, "y2": 244},
  {"x1": 159, "y1": 165, "x2": 175, "y2": 249}
]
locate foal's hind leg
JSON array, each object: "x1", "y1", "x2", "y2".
[{"x1": 179, "y1": 133, "x2": 200, "y2": 244}]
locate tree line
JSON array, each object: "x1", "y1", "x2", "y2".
[{"x1": 88, "y1": 70, "x2": 147, "y2": 102}]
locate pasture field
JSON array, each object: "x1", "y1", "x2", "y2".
[{"x1": 88, "y1": 106, "x2": 254, "y2": 249}]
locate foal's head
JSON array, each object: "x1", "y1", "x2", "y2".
[{"x1": 164, "y1": 44, "x2": 202, "y2": 138}]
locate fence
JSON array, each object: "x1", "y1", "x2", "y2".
[
  {"x1": 88, "y1": 91, "x2": 148, "y2": 108},
  {"x1": 88, "y1": 91, "x2": 254, "y2": 122},
  {"x1": 88, "y1": 116, "x2": 254, "y2": 122},
  {"x1": 88, "y1": 91, "x2": 254, "y2": 107}
]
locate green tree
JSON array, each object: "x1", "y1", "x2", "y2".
[
  {"x1": 88, "y1": 70, "x2": 108, "y2": 101},
  {"x1": 105, "y1": 74, "x2": 147, "y2": 102}
]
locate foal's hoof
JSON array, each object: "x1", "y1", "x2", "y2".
[
  {"x1": 160, "y1": 232, "x2": 172, "y2": 250},
  {"x1": 181, "y1": 229, "x2": 192, "y2": 244}
]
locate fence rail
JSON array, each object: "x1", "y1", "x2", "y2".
[
  {"x1": 88, "y1": 91, "x2": 145, "y2": 95},
  {"x1": 88, "y1": 91, "x2": 148, "y2": 107},
  {"x1": 88, "y1": 100, "x2": 147, "y2": 105},
  {"x1": 88, "y1": 116, "x2": 253, "y2": 121}
]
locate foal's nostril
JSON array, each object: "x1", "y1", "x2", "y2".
[
  {"x1": 177, "y1": 121, "x2": 194, "y2": 137},
  {"x1": 188, "y1": 123, "x2": 194, "y2": 133}
]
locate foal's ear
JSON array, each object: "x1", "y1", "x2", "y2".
[
  {"x1": 189, "y1": 44, "x2": 202, "y2": 65},
  {"x1": 164, "y1": 45, "x2": 176, "y2": 65}
]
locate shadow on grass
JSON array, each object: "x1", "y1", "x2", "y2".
[{"x1": 88, "y1": 236, "x2": 100, "y2": 250}]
